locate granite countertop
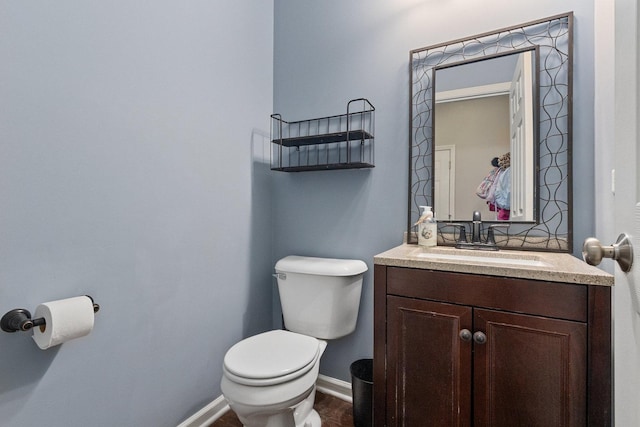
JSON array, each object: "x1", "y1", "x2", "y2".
[{"x1": 374, "y1": 244, "x2": 614, "y2": 286}]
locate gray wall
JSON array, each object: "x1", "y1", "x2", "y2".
[
  {"x1": 273, "y1": 0, "x2": 595, "y2": 381},
  {"x1": 0, "y1": 1, "x2": 273, "y2": 426}
]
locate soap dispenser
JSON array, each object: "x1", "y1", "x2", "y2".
[{"x1": 417, "y1": 206, "x2": 437, "y2": 247}]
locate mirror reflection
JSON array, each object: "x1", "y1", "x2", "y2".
[{"x1": 434, "y1": 51, "x2": 536, "y2": 222}]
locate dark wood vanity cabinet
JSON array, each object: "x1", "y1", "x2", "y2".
[{"x1": 374, "y1": 265, "x2": 612, "y2": 427}]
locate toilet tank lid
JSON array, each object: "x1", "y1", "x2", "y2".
[{"x1": 275, "y1": 255, "x2": 368, "y2": 276}]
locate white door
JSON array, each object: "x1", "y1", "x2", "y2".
[
  {"x1": 595, "y1": 0, "x2": 639, "y2": 425},
  {"x1": 435, "y1": 145, "x2": 455, "y2": 220},
  {"x1": 612, "y1": 0, "x2": 640, "y2": 424},
  {"x1": 509, "y1": 51, "x2": 534, "y2": 221}
]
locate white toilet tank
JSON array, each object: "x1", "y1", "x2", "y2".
[{"x1": 275, "y1": 256, "x2": 368, "y2": 340}]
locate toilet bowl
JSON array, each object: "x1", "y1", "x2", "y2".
[
  {"x1": 221, "y1": 330, "x2": 327, "y2": 427},
  {"x1": 220, "y1": 256, "x2": 367, "y2": 427}
]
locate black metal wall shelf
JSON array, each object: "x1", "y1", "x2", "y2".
[{"x1": 270, "y1": 98, "x2": 375, "y2": 172}]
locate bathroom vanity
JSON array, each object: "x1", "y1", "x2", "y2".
[{"x1": 373, "y1": 245, "x2": 613, "y2": 427}]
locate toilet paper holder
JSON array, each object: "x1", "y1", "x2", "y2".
[{"x1": 0, "y1": 295, "x2": 100, "y2": 333}]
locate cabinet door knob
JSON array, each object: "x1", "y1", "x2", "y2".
[
  {"x1": 459, "y1": 329, "x2": 472, "y2": 342},
  {"x1": 473, "y1": 331, "x2": 487, "y2": 344}
]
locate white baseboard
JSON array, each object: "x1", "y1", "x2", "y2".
[
  {"x1": 316, "y1": 374, "x2": 352, "y2": 403},
  {"x1": 176, "y1": 394, "x2": 229, "y2": 427},
  {"x1": 176, "y1": 375, "x2": 352, "y2": 427}
]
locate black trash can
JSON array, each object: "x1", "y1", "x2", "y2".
[{"x1": 350, "y1": 358, "x2": 373, "y2": 427}]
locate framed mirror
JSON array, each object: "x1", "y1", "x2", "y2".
[{"x1": 408, "y1": 13, "x2": 573, "y2": 251}]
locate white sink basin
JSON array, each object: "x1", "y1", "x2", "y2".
[{"x1": 413, "y1": 251, "x2": 551, "y2": 268}]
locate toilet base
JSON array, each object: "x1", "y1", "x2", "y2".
[
  {"x1": 293, "y1": 387, "x2": 320, "y2": 427},
  {"x1": 297, "y1": 409, "x2": 321, "y2": 427},
  {"x1": 229, "y1": 386, "x2": 322, "y2": 427},
  {"x1": 237, "y1": 408, "x2": 321, "y2": 427}
]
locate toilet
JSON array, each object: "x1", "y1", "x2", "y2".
[{"x1": 220, "y1": 255, "x2": 368, "y2": 427}]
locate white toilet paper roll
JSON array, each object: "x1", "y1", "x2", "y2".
[{"x1": 32, "y1": 296, "x2": 95, "y2": 350}]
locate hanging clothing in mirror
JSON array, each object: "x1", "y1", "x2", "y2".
[{"x1": 476, "y1": 152, "x2": 511, "y2": 220}]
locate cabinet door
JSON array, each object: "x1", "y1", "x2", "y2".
[
  {"x1": 473, "y1": 309, "x2": 587, "y2": 427},
  {"x1": 387, "y1": 296, "x2": 472, "y2": 426}
]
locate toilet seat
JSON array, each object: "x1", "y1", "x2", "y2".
[{"x1": 223, "y1": 330, "x2": 320, "y2": 387}]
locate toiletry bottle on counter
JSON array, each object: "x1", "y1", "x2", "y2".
[{"x1": 417, "y1": 206, "x2": 437, "y2": 247}]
